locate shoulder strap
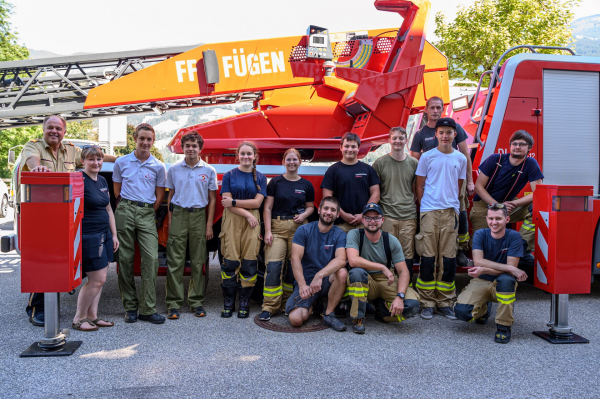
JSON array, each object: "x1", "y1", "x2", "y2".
[
  {"x1": 502, "y1": 156, "x2": 528, "y2": 203},
  {"x1": 484, "y1": 153, "x2": 503, "y2": 191},
  {"x1": 359, "y1": 229, "x2": 365, "y2": 256},
  {"x1": 382, "y1": 231, "x2": 392, "y2": 269}
]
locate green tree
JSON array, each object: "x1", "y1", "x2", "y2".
[
  {"x1": 0, "y1": 0, "x2": 28, "y2": 62},
  {"x1": 434, "y1": 0, "x2": 580, "y2": 81},
  {"x1": 114, "y1": 124, "x2": 164, "y2": 162},
  {"x1": 65, "y1": 120, "x2": 98, "y2": 141},
  {"x1": 0, "y1": 125, "x2": 42, "y2": 177}
]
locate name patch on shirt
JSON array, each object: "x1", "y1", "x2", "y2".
[
  {"x1": 295, "y1": 189, "x2": 305, "y2": 194},
  {"x1": 355, "y1": 173, "x2": 367, "y2": 178},
  {"x1": 324, "y1": 244, "x2": 334, "y2": 250},
  {"x1": 424, "y1": 137, "x2": 436, "y2": 142},
  {"x1": 198, "y1": 174, "x2": 209, "y2": 182},
  {"x1": 100, "y1": 187, "x2": 108, "y2": 193},
  {"x1": 143, "y1": 173, "x2": 155, "y2": 180}
]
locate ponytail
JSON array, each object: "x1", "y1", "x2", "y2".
[
  {"x1": 252, "y1": 160, "x2": 260, "y2": 191},
  {"x1": 237, "y1": 140, "x2": 261, "y2": 191}
]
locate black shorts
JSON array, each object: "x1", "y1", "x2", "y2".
[
  {"x1": 82, "y1": 230, "x2": 113, "y2": 274},
  {"x1": 285, "y1": 276, "x2": 332, "y2": 314}
]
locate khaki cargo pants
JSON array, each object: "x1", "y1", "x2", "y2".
[
  {"x1": 165, "y1": 206, "x2": 207, "y2": 311},
  {"x1": 115, "y1": 201, "x2": 159, "y2": 316},
  {"x1": 219, "y1": 208, "x2": 261, "y2": 289},
  {"x1": 470, "y1": 200, "x2": 535, "y2": 251},
  {"x1": 347, "y1": 269, "x2": 420, "y2": 322},
  {"x1": 381, "y1": 217, "x2": 417, "y2": 260},
  {"x1": 415, "y1": 208, "x2": 458, "y2": 308},
  {"x1": 262, "y1": 217, "x2": 305, "y2": 313},
  {"x1": 454, "y1": 274, "x2": 517, "y2": 326},
  {"x1": 336, "y1": 222, "x2": 364, "y2": 234}
]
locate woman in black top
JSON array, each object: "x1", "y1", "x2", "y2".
[
  {"x1": 72, "y1": 146, "x2": 119, "y2": 331},
  {"x1": 259, "y1": 148, "x2": 315, "y2": 321}
]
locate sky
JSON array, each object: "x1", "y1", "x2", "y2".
[{"x1": 10, "y1": 0, "x2": 600, "y2": 56}]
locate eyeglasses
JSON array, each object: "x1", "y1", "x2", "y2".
[
  {"x1": 510, "y1": 142, "x2": 528, "y2": 148},
  {"x1": 363, "y1": 216, "x2": 383, "y2": 222},
  {"x1": 487, "y1": 203, "x2": 506, "y2": 210},
  {"x1": 82, "y1": 145, "x2": 102, "y2": 150}
]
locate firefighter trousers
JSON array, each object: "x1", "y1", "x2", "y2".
[
  {"x1": 415, "y1": 208, "x2": 458, "y2": 308},
  {"x1": 458, "y1": 180, "x2": 470, "y2": 251},
  {"x1": 454, "y1": 274, "x2": 517, "y2": 326},
  {"x1": 470, "y1": 200, "x2": 535, "y2": 252},
  {"x1": 115, "y1": 201, "x2": 159, "y2": 316},
  {"x1": 262, "y1": 218, "x2": 305, "y2": 313},
  {"x1": 219, "y1": 208, "x2": 261, "y2": 291},
  {"x1": 165, "y1": 206, "x2": 207, "y2": 310},
  {"x1": 347, "y1": 269, "x2": 420, "y2": 322},
  {"x1": 336, "y1": 222, "x2": 364, "y2": 234}
]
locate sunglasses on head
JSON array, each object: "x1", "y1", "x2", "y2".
[{"x1": 487, "y1": 203, "x2": 506, "y2": 210}]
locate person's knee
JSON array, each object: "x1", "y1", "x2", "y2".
[
  {"x1": 289, "y1": 309, "x2": 307, "y2": 327},
  {"x1": 454, "y1": 303, "x2": 474, "y2": 322},
  {"x1": 335, "y1": 267, "x2": 348, "y2": 282},
  {"x1": 403, "y1": 299, "x2": 420, "y2": 318},
  {"x1": 348, "y1": 267, "x2": 368, "y2": 284},
  {"x1": 496, "y1": 274, "x2": 517, "y2": 292}
]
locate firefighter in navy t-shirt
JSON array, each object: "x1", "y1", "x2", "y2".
[
  {"x1": 471, "y1": 130, "x2": 544, "y2": 252},
  {"x1": 454, "y1": 204, "x2": 527, "y2": 344},
  {"x1": 260, "y1": 149, "x2": 315, "y2": 321},
  {"x1": 321, "y1": 132, "x2": 380, "y2": 233}
]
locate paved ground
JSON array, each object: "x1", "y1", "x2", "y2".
[{"x1": 1, "y1": 219, "x2": 600, "y2": 398}]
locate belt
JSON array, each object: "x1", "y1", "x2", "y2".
[
  {"x1": 274, "y1": 215, "x2": 297, "y2": 220},
  {"x1": 121, "y1": 198, "x2": 153, "y2": 208},
  {"x1": 172, "y1": 204, "x2": 205, "y2": 213}
]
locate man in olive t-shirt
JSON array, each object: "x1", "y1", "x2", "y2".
[{"x1": 373, "y1": 127, "x2": 418, "y2": 283}]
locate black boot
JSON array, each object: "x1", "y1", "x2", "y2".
[
  {"x1": 221, "y1": 285, "x2": 237, "y2": 318},
  {"x1": 405, "y1": 259, "x2": 415, "y2": 288},
  {"x1": 238, "y1": 286, "x2": 255, "y2": 318}
]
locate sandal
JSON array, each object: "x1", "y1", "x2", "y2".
[
  {"x1": 72, "y1": 318, "x2": 98, "y2": 331},
  {"x1": 92, "y1": 318, "x2": 114, "y2": 327}
]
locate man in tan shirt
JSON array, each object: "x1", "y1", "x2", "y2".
[{"x1": 20, "y1": 115, "x2": 116, "y2": 326}]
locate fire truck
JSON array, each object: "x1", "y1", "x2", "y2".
[{"x1": 1, "y1": 0, "x2": 599, "y2": 287}]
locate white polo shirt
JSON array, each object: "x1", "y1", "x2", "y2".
[
  {"x1": 113, "y1": 152, "x2": 167, "y2": 204},
  {"x1": 167, "y1": 158, "x2": 218, "y2": 208},
  {"x1": 416, "y1": 148, "x2": 466, "y2": 214}
]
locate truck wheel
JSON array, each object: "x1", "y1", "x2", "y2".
[{"x1": 0, "y1": 195, "x2": 7, "y2": 218}]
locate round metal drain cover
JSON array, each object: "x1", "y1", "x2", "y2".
[{"x1": 254, "y1": 314, "x2": 329, "y2": 333}]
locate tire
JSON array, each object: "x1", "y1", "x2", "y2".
[{"x1": 0, "y1": 195, "x2": 7, "y2": 218}]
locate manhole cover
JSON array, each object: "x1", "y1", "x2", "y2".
[{"x1": 254, "y1": 313, "x2": 329, "y2": 333}]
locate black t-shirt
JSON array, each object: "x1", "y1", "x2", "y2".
[
  {"x1": 321, "y1": 161, "x2": 380, "y2": 224},
  {"x1": 82, "y1": 172, "x2": 110, "y2": 235},
  {"x1": 267, "y1": 175, "x2": 315, "y2": 216},
  {"x1": 410, "y1": 124, "x2": 468, "y2": 154},
  {"x1": 473, "y1": 154, "x2": 544, "y2": 202},
  {"x1": 473, "y1": 228, "x2": 523, "y2": 281}
]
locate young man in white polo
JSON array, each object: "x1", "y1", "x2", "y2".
[
  {"x1": 415, "y1": 118, "x2": 467, "y2": 320},
  {"x1": 165, "y1": 131, "x2": 217, "y2": 320}
]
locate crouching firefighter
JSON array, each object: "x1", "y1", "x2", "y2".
[
  {"x1": 219, "y1": 141, "x2": 267, "y2": 318},
  {"x1": 345, "y1": 203, "x2": 420, "y2": 334},
  {"x1": 454, "y1": 204, "x2": 527, "y2": 344}
]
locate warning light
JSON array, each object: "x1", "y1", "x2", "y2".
[{"x1": 596, "y1": 263, "x2": 600, "y2": 269}]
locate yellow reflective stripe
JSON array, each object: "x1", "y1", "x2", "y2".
[
  {"x1": 264, "y1": 286, "x2": 282, "y2": 292},
  {"x1": 221, "y1": 271, "x2": 233, "y2": 279},
  {"x1": 496, "y1": 293, "x2": 516, "y2": 304},
  {"x1": 239, "y1": 273, "x2": 257, "y2": 282},
  {"x1": 436, "y1": 281, "x2": 456, "y2": 291},
  {"x1": 416, "y1": 278, "x2": 436, "y2": 290},
  {"x1": 282, "y1": 283, "x2": 294, "y2": 291},
  {"x1": 436, "y1": 281, "x2": 455, "y2": 288},
  {"x1": 263, "y1": 290, "x2": 283, "y2": 297},
  {"x1": 458, "y1": 233, "x2": 470, "y2": 242},
  {"x1": 496, "y1": 293, "x2": 515, "y2": 299},
  {"x1": 347, "y1": 287, "x2": 368, "y2": 292},
  {"x1": 522, "y1": 222, "x2": 535, "y2": 231},
  {"x1": 497, "y1": 298, "x2": 515, "y2": 304}
]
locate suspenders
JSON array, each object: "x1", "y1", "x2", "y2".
[
  {"x1": 484, "y1": 154, "x2": 528, "y2": 202},
  {"x1": 358, "y1": 229, "x2": 393, "y2": 269}
]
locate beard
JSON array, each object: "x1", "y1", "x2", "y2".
[
  {"x1": 319, "y1": 214, "x2": 335, "y2": 226},
  {"x1": 511, "y1": 151, "x2": 527, "y2": 160}
]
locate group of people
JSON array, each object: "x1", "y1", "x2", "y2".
[{"x1": 20, "y1": 95, "x2": 543, "y2": 343}]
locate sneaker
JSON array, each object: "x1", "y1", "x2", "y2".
[
  {"x1": 259, "y1": 311, "x2": 271, "y2": 321},
  {"x1": 475, "y1": 302, "x2": 492, "y2": 325},
  {"x1": 167, "y1": 309, "x2": 180, "y2": 320},
  {"x1": 28, "y1": 312, "x2": 45, "y2": 327},
  {"x1": 456, "y1": 250, "x2": 469, "y2": 267},
  {"x1": 124, "y1": 310, "x2": 137, "y2": 323},
  {"x1": 437, "y1": 306, "x2": 458, "y2": 320},
  {"x1": 352, "y1": 318, "x2": 366, "y2": 334},
  {"x1": 420, "y1": 307, "x2": 434, "y2": 320},
  {"x1": 193, "y1": 306, "x2": 206, "y2": 318},
  {"x1": 323, "y1": 312, "x2": 346, "y2": 332},
  {"x1": 495, "y1": 324, "x2": 512, "y2": 344},
  {"x1": 138, "y1": 313, "x2": 166, "y2": 324}
]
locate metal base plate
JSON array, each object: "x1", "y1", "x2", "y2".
[
  {"x1": 20, "y1": 340, "x2": 82, "y2": 357},
  {"x1": 533, "y1": 331, "x2": 589, "y2": 344}
]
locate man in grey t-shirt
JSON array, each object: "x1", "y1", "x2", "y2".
[{"x1": 345, "y1": 203, "x2": 420, "y2": 334}]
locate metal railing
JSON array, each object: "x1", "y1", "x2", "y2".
[{"x1": 473, "y1": 45, "x2": 576, "y2": 147}]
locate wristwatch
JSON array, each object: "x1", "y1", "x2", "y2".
[
  {"x1": 396, "y1": 292, "x2": 405, "y2": 300},
  {"x1": 232, "y1": 199, "x2": 237, "y2": 207}
]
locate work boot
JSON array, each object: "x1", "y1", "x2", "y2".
[
  {"x1": 259, "y1": 311, "x2": 271, "y2": 321},
  {"x1": 323, "y1": 312, "x2": 346, "y2": 332},
  {"x1": 436, "y1": 306, "x2": 458, "y2": 320},
  {"x1": 138, "y1": 313, "x2": 166, "y2": 324},
  {"x1": 476, "y1": 302, "x2": 493, "y2": 325},
  {"x1": 28, "y1": 312, "x2": 44, "y2": 327},
  {"x1": 495, "y1": 324, "x2": 512, "y2": 344},
  {"x1": 124, "y1": 310, "x2": 137, "y2": 323},
  {"x1": 221, "y1": 285, "x2": 237, "y2": 318},
  {"x1": 238, "y1": 286, "x2": 254, "y2": 318},
  {"x1": 167, "y1": 309, "x2": 180, "y2": 320},
  {"x1": 421, "y1": 307, "x2": 434, "y2": 320},
  {"x1": 352, "y1": 318, "x2": 366, "y2": 334},
  {"x1": 456, "y1": 250, "x2": 469, "y2": 267}
]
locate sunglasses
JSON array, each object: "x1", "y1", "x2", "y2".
[
  {"x1": 487, "y1": 203, "x2": 506, "y2": 210},
  {"x1": 82, "y1": 145, "x2": 102, "y2": 150}
]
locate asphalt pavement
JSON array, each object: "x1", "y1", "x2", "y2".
[{"x1": 1, "y1": 219, "x2": 599, "y2": 398}]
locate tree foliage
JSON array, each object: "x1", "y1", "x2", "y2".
[
  {"x1": 65, "y1": 120, "x2": 98, "y2": 141},
  {"x1": 114, "y1": 124, "x2": 164, "y2": 162},
  {"x1": 0, "y1": 0, "x2": 28, "y2": 62},
  {"x1": 434, "y1": 0, "x2": 580, "y2": 81}
]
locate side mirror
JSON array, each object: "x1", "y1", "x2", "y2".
[{"x1": 8, "y1": 150, "x2": 15, "y2": 165}]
